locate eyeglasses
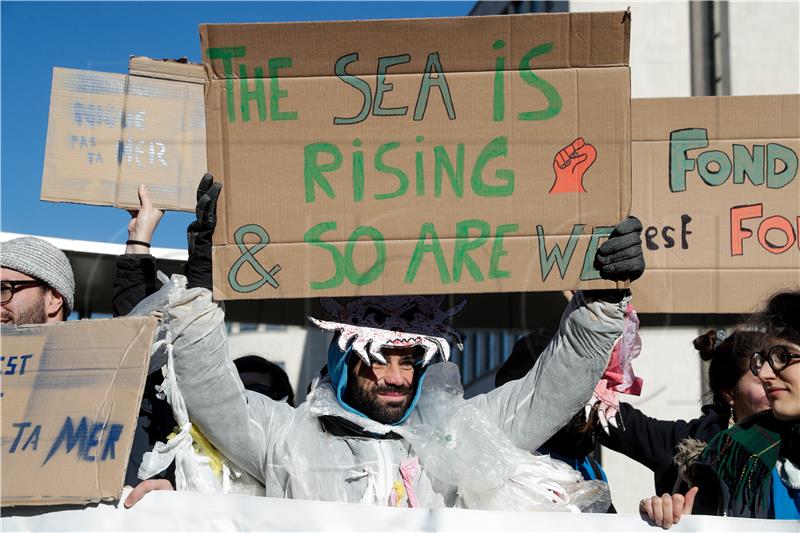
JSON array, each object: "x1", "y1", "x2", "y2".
[
  {"x1": 0, "y1": 280, "x2": 44, "y2": 304},
  {"x1": 750, "y1": 345, "x2": 800, "y2": 376}
]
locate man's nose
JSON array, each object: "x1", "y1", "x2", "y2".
[{"x1": 382, "y1": 364, "x2": 406, "y2": 386}]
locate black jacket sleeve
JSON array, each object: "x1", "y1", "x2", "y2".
[
  {"x1": 599, "y1": 403, "x2": 725, "y2": 494},
  {"x1": 113, "y1": 253, "x2": 176, "y2": 485},
  {"x1": 113, "y1": 254, "x2": 158, "y2": 317}
]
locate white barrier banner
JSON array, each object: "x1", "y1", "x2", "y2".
[{"x1": 2, "y1": 490, "x2": 794, "y2": 532}]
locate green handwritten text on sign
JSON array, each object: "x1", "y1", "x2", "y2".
[{"x1": 202, "y1": 12, "x2": 633, "y2": 298}]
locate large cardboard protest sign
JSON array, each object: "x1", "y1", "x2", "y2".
[
  {"x1": 203, "y1": 12, "x2": 632, "y2": 300},
  {"x1": 41, "y1": 57, "x2": 205, "y2": 211},
  {"x1": 1, "y1": 317, "x2": 156, "y2": 506},
  {"x1": 631, "y1": 95, "x2": 800, "y2": 313}
]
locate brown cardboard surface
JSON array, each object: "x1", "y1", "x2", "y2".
[
  {"x1": 202, "y1": 12, "x2": 632, "y2": 300},
  {"x1": 0, "y1": 317, "x2": 157, "y2": 506},
  {"x1": 631, "y1": 95, "x2": 800, "y2": 313},
  {"x1": 40, "y1": 58, "x2": 206, "y2": 211}
]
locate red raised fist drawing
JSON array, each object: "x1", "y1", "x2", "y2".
[{"x1": 549, "y1": 137, "x2": 597, "y2": 193}]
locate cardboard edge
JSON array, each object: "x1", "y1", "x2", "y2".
[
  {"x1": 622, "y1": 66, "x2": 633, "y2": 222},
  {"x1": 128, "y1": 56, "x2": 205, "y2": 84},
  {"x1": 106, "y1": 317, "x2": 158, "y2": 503},
  {"x1": 622, "y1": 9, "x2": 631, "y2": 64},
  {"x1": 631, "y1": 94, "x2": 800, "y2": 141},
  {"x1": 205, "y1": 87, "x2": 228, "y2": 247},
  {"x1": 40, "y1": 67, "x2": 65, "y2": 207},
  {"x1": 201, "y1": 11, "x2": 631, "y2": 78}
]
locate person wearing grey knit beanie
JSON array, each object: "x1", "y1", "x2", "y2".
[{"x1": 1, "y1": 236, "x2": 75, "y2": 325}]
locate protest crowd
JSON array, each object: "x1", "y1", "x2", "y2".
[
  {"x1": 2, "y1": 6, "x2": 799, "y2": 532},
  {"x1": 2, "y1": 172, "x2": 798, "y2": 527}
]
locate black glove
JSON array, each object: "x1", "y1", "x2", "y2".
[
  {"x1": 185, "y1": 173, "x2": 222, "y2": 290},
  {"x1": 594, "y1": 216, "x2": 645, "y2": 282}
]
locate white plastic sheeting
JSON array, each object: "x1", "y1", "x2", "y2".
[{"x1": 2, "y1": 490, "x2": 795, "y2": 532}]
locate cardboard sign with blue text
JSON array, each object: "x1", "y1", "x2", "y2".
[
  {"x1": 40, "y1": 57, "x2": 206, "y2": 211},
  {"x1": 631, "y1": 95, "x2": 800, "y2": 313},
  {"x1": 0, "y1": 317, "x2": 156, "y2": 506},
  {"x1": 204, "y1": 12, "x2": 632, "y2": 299}
]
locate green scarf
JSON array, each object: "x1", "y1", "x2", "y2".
[{"x1": 699, "y1": 412, "x2": 794, "y2": 517}]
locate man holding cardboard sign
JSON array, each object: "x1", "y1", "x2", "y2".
[
  {"x1": 94, "y1": 10, "x2": 642, "y2": 511},
  {"x1": 108, "y1": 10, "x2": 646, "y2": 511},
  {"x1": 129, "y1": 165, "x2": 645, "y2": 510}
]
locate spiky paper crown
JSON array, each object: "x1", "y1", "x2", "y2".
[{"x1": 309, "y1": 296, "x2": 465, "y2": 366}]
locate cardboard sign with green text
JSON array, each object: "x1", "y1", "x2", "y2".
[
  {"x1": 631, "y1": 95, "x2": 800, "y2": 313},
  {"x1": 41, "y1": 57, "x2": 206, "y2": 211},
  {"x1": 203, "y1": 12, "x2": 632, "y2": 299},
  {"x1": 1, "y1": 317, "x2": 156, "y2": 506}
]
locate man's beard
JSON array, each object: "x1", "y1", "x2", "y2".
[
  {"x1": 344, "y1": 379, "x2": 414, "y2": 425},
  {"x1": 1, "y1": 294, "x2": 48, "y2": 325}
]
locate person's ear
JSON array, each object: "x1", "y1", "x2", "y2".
[
  {"x1": 721, "y1": 388, "x2": 735, "y2": 405},
  {"x1": 44, "y1": 288, "x2": 65, "y2": 321}
]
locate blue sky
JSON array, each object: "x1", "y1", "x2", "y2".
[{"x1": 1, "y1": 1, "x2": 473, "y2": 248}]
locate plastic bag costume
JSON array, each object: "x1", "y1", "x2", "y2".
[
  {"x1": 138, "y1": 274, "x2": 628, "y2": 511},
  {"x1": 127, "y1": 273, "x2": 263, "y2": 496}
]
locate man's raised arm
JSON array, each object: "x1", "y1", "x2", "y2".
[
  {"x1": 471, "y1": 217, "x2": 645, "y2": 452},
  {"x1": 164, "y1": 281, "x2": 291, "y2": 486},
  {"x1": 145, "y1": 175, "x2": 292, "y2": 488}
]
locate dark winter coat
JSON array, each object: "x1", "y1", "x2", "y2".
[
  {"x1": 599, "y1": 402, "x2": 729, "y2": 495},
  {"x1": 113, "y1": 254, "x2": 176, "y2": 486}
]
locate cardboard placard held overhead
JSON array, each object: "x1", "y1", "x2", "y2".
[
  {"x1": 631, "y1": 94, "x2": 800, "y2": 313},
  {"x1": 202, "y1": 12, "x2": 632, "y2": 300},
  {"x1": 1, "y1": 317, "x2": 157, "y2": 507},
  {"x1": 40, "y1": 57, "x2": 206, "y2": 211}
]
